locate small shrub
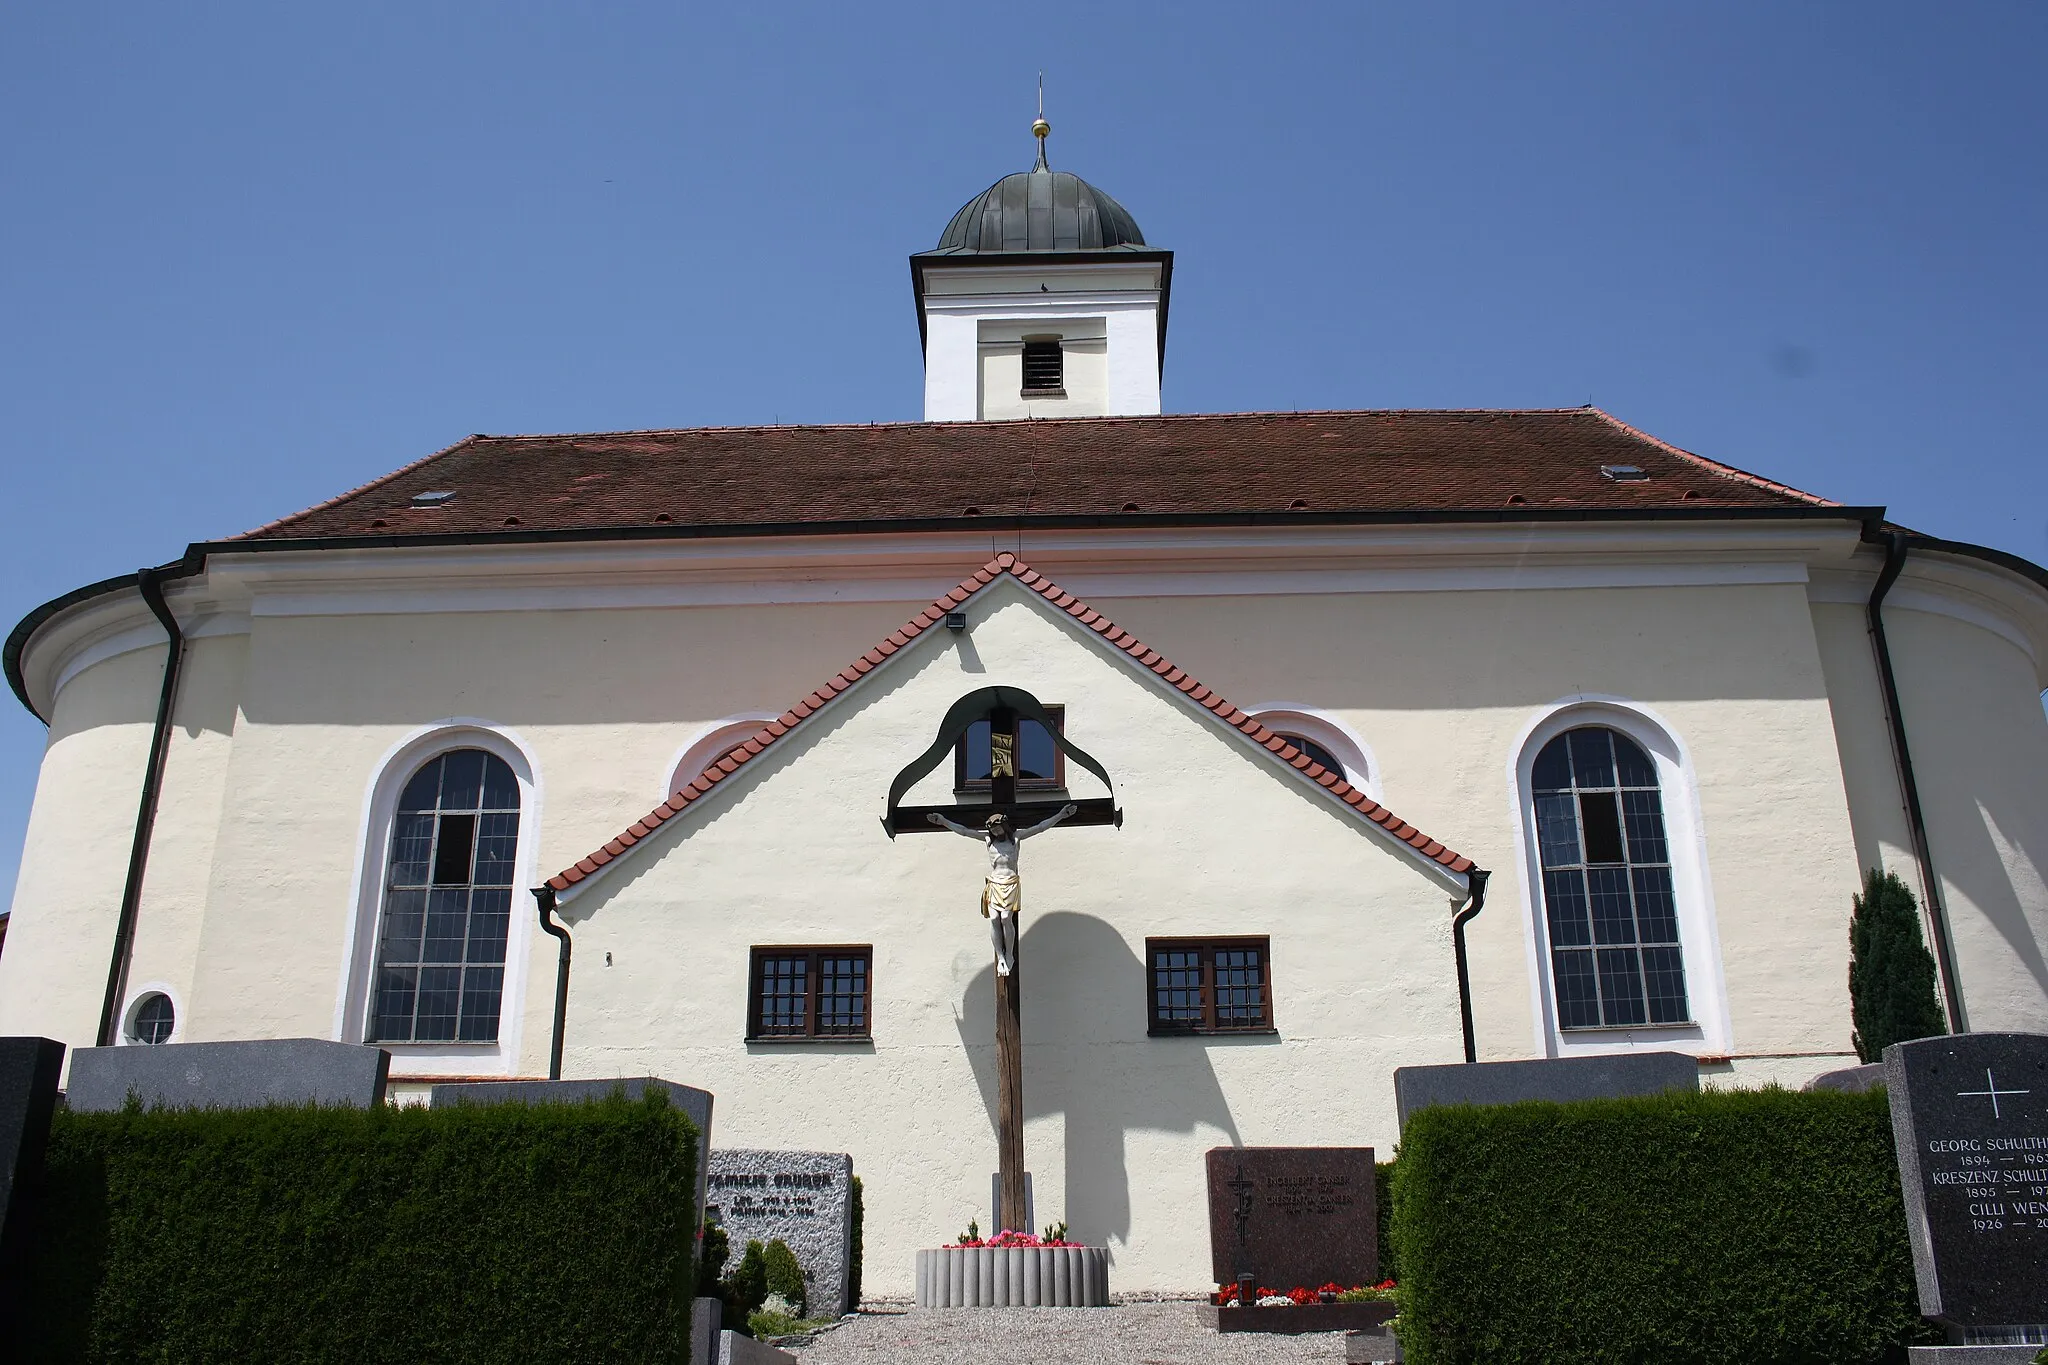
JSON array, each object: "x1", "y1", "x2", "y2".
[
  {"x1": 697, "y1": 1219, "x2": 731, "y2": 1298},
  {"x1": 1850, "y1": 867, "x2": 1946, "y2": 1061},
  {"x1": 763, "y1": 1237, "x2": 806, "y2": 1317},
  {"x1": 722, "y1": 1238, "x2": 769, "y2": 1333}
]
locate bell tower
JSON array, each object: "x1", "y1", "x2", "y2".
[{"x1": 913, "y1": 113, "x2": 1171, "y2": 422}]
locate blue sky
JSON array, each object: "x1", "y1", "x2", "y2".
[{"x1": 3, "y1": 4, "x2": 2044, "y2": 901}]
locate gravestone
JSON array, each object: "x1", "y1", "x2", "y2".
[
  {"x1": 1884, "y1": 1033, "x2": 2048, "y2": 1353},
  {"x1": 706, "y1": 1150, "x2": 856, "y2": 1316},
  {"x1": 432, "y1": 1076, "x2": 714, "y2": 1275},
  {"x1": 1394, "y1": 1051, "x2": 1697, "y2": 1129},
  {"x1": 1806, "y1": 1062, "x2": 1886, "y2": 1093},
  {"x1": 1205, "y1": 1146, "x2": 1377, "y2": 1291},
  {"x1": 0, "y1": 1038, "x2": 64, "y2": 1333},
  {"x1": 66, "y1": 1038, "x2": 389, "y2": 1112}
]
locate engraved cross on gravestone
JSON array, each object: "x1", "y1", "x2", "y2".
[{"x1": 1885, "y1": 1032, "x2": 2048, "y2": 1338}]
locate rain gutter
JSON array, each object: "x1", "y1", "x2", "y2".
[
  {"x1": 1865, "y1": 529, "x2": 1968, "y2": 1033},
  {"x1": 1451, "y1": 869, "x2": 1491, "y2": 1064},
  {"x1": 96, "y1": 567, "x2": 185, "y2": 1046}
]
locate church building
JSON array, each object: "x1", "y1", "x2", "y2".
[{"x1": 4, "y1": 123, "x2": 2047, "y2": 1294}]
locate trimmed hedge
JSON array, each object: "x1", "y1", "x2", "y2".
[
  {"x1": 1392, "y1": 1087, "x2": 1934, "y2": 1365},
  {"x1": 24, "y1": 1090, "x2": 698, "y2": 1364}
]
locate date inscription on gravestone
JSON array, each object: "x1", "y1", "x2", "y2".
[
  {"x1": 1885, "y1": 1032, "x2": 2048, "y2": 1329},
  {"x1": 705, "y1": 1150, "x2": 856, "y2": 1315},
  {"x1": 1204, "y1": 1146, "x2": 1377, "y2": 1291}
]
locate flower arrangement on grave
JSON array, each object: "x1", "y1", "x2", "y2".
[
  {"x1": 945, "y1": 1226, "x2": 1085, "y2": 1249},
  {"x1": 1211, "y1": 1278, "x2": 1397, "y2": 1306}
]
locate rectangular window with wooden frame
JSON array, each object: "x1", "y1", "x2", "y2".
[
  {"x1": 747, "y1": 946, "x2": 873, "y2": 1041},
  {"x1": 1146, "y1": 937, "x2": 1274, "y2": 1035}
]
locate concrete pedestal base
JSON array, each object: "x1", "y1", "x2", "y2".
[
  {"x1": 1907, "y1": 1348, "x2": 2043, "y2": 1363},
  {"x1": 914, "y1": 1246, "x2": 1109, "y2": 1307}
]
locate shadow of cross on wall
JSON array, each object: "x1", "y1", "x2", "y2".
[{"x1": 953, "y1": 912, "x2": 1246, "y2": 1248}]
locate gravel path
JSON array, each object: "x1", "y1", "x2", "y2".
[{"x1": 790, "y1": 1302, "x2": 1356, "y2": 1364}]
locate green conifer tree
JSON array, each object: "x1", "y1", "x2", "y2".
[
  {"x1": 763, "y1": 1238, "x2": 807, "y2": 1317},
  {"x1": 1849, "y1": 867, "x2": 1946, "y2": 1062}
]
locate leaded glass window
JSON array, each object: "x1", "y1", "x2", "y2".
[
  {"x1": 1533, "y1": 727, "x2": 1688, "y2": 1029},
  {"x1": 370, "y1": 749, "x2": 519, "y2": 1043}
]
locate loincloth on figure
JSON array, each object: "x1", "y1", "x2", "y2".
[{"x1": 981, "y1": 873, "x2": 1021, "y2": 919}]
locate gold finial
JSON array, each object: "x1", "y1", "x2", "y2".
[{"x1": 1032, "y1": 72, "x2": 1050, "y2": 169}]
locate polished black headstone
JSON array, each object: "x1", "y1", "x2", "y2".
[
  {"x1": 1885, "y1": 1033, "x2": 2048, "y2": 1331},
  {"x1": 1393, "y1": 1051, "x2": 1697, "y2": 1129},
  {"x1": 67, "y1": 1038, "x2": 390, "y2": 1111},
  {"x1": 0, "y1": 1038, "x2": 65, "y2": 1333}
]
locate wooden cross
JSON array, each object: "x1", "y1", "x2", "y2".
[{"x1": 889, "y1": 702, "x2": 1116, "y2": 1236}]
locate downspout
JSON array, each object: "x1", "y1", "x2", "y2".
[
  {"x1": 1451, "y1": 868, "x2": 1491, "y2": 1064},
  {"x1": 97, "y1": 568, "x2": 185, "y2": 1046},
  {"x1": 532, "y1": 886, "x2": 571, "y2": 1080},
  {"x1": 1867, "y1": 530, "x2": 1967, "y2": 1033}
]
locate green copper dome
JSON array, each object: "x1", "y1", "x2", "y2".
[{"x1": 934, "y1": 165, "x2": 1147, "y2": 254}]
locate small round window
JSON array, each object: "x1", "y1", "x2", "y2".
[{"x1": 129, "y1": 992, "x2": 175, "y2": 1045}]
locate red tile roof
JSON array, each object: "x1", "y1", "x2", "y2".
[
  {"x1": 546, "y1": 551, "x2": 1477, "y2": 894},
  {"x1": 236, "y1": 408, "x2": 1835, "y2": 543}
]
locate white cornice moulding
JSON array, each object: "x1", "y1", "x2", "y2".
[{"x1": 36, "y1": 518, "x2": 2048, "y2": 717}]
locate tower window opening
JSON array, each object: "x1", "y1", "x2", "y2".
[{"x1": 1021, "y1": 340, "x2": 1065, "y2": 397}]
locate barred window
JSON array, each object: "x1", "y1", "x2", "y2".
[
  {"x1": 1147, "y1": 937, "x2": 1274, "y2": 1035},
  {"x1": 1532, "y1": 726, "x2": 1690, "y2": 1029},
  {"x1": 748, "y1": 946, "x2": 873, "y2": 1041},
  {"x1": 370, "y1": 749, "x2": 520, "y2": 1044}
]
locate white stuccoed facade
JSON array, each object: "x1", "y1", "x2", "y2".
[
  {"x1": 3, "y1": 137, "x2": 2047, "y2": 1295},
  {"x1": 4, "y1": 523, "x2": 2046, "y2": 1292}
]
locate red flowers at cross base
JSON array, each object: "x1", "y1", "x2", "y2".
[{"x1": 945, "y1": 1230, "x2": 1082, "y2": 1249}]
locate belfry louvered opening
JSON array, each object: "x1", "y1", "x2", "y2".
[{"x1": 1021, "y1": 340, "x2": 1065, "y2": 396}]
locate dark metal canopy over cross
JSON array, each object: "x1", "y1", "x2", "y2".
[
  {"x1": 883, "y1": 686, "x2": 1120, "y2": 1236},
  {"x1": 882, "y1": 685, "x2": 1121, "y2": 837}
]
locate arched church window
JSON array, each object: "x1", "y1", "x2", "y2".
[
  {"x1": 1532, "y1": 726, "x2": 1690, "y2": 1029},
  {"x1": 1277, "y1": 733, "x2": 1345, "y2": 777},
  {"x1": 370, "y1": 748, "x2": 520, "y2": 1044}
]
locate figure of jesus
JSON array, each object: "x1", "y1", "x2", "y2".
[{"x1": 928, "y1": 803, "x2": 1079, "y2": 975}]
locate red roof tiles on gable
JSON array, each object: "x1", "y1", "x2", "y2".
[
  {"x1": 234, "y1": 408, "x2": 1834, "y2": 543},
  {"x1": 546, "y1": 552, "x2": 1476, "y2": 894}
]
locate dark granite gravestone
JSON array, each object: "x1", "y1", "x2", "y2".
[
  {"x1": 1393, "y1": 1051, "x2": 1697, "y2": 1129},
  {"x1": 1205, "y1": 1147, "x2": 1377, "y2": 1291},
  {"x1": 0, "y1": 1038, "x2": 64, "y2": 1333},
  {"x1": 1884, "y1": 1033, "x2": 2048, "y2": 1347},
  {"x1": 1806, "y1": 1062, "x2": 1887, "y2": 1093},
  {"x1": 66, "y1": 1038, "x2": 389, "y2": 1112}
]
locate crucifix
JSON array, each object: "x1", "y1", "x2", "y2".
[{"x1": 884, "y1": 686, "x2": 1120, "y2": 1236}]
